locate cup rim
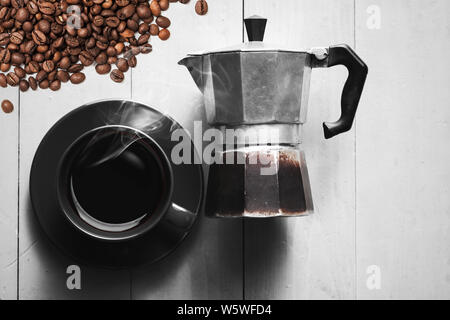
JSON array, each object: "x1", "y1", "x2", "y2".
[{"x1": 56, "y1": 125, "x2": 174, "y2": 242}]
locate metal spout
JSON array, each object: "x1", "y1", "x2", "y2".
[{"x1": 178, "y1": 56, "x2": 204, "y2": 92}]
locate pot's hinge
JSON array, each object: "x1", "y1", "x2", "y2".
[{"x1": 310, "y1": 47, "x2": 329, "y2": 68}]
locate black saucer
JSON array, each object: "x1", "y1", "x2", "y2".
[{"x1": 30, "y1": 100, "x2": 204, "y2": 268}]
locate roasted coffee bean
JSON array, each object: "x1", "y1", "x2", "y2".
[
  {"x1": 33, "y1": 53, "x2": 45, "y2": 63},
  {"x1": 0, "y1": 63, "x2": 10, "y2": 72},
  {"x1": 6, "y1": 72, "x2": 19, "y2": 86},
  {"x1": 38, "y1": 20, "x2": 51, "y2": 34},
  {"x1": 52, "y1": 51, "x2": 62, "y2": 63},
  {"x1": 32, "y1": 30, "x2": 47, "y2": 45},
  {"x1": 136, "y1": 5, "x2": 152, "y2": 19},
  {"x1": 93, "y1": 15, "x2": 104, "y2": 27},
  {"x1": 51, "y1": 23, "x2": 63, "y2": 35},
  {"x1": 42, "y1": 60, "x2": 55, "y2": 72},
  {"x1": 138, "y1": 23, "x2": 149, "y2": 34},
  {"x1": 0, "y1": 73, "x2": 7, "y2": 87},
  {"x1": 110, "y1": 68, "x2": 124, "y2": 82},
  {"x1": 65, "y1": 36, "x2": 80, "y2": 48},
  {"x1": 101, "y1": 9, "x2": 115, "y2": 17},
  {"x1": 95, "y1": 63, "x2": 111, "y2": 74},
  {"x1": 0, "y1": 48, "x2": 11, "y2": 63},
  {"x1": 95, "y1": 52, "x2": 108, "y2": 64},
  {"x1": 70, "y1": 72, "x2": 85, "y2": 84},
  {"x1": 137, "y1": 33, "x2": 150, "y2": 45},
  {"x1": 36, "y1": 70, "x2": 47, "y2": 82},
  {"x1": 0, "y1": 7, "x2": 8, "y2": 21},
  {"x1": 27, "y1": 1, "x2": 39, "y2": 15},
  {"x1": 96, "y1": 40, "x2": 108, "y2": 50},
  {"x1": 107, "y1": 56, "x2": 117, "y2": 64},
  {"x1": 79, "y1": 51, "x2": 94, "y2": 66},
  {"x1": 15, "y1": 8, "x2": 29, "y2": 22},
  {"x1": 0, "y1": 33, "x2": 9, "y2": 46},
  {"x1": 106, "y1": 16, "x2": 120, "y2": 27},
  {"x1": 116, "y1": 0, "x2": 129, "y2": 6},
  {"x1": 120, "y1": 28, "x2": 134, "y2": 38},
  {"x1": 158, "y1": 28, "x2": 170, "y2": 40},
  {"x1": 77, "y1": 28, "x2": 89, "y2": 38},
  {"x1": 149, "y1": 24, "x2": 159, "y2": 35},
  {"x1": 106, "y1": 46, "x2": 116, "y2": 57},
  {"x1": 130, "y1": 46, "x2": 140, "y2": 56},
  {"x1": 160, "y1": 0, "x2": 170, "y2": 11},
  {"x1": 118, "y1": 4, "x2": 136, "y2": 19},
  {"x1": 10, "y1": 52, "x2": 25, "y2": 65},
  {"x1": 14, "y1": 66, "x2": 26, "y2": 78},
  {"x1": 49, "y1": 79, "x2": 61, "y2": 91},
  {"x1": 23, "y1": 41, "x2": 36, "y2": 54},
  {"x1": 58, "y1": 56, "x2": 71, "y2": 69},
  {"x1": 56, "y1": 70, "x2": 69, "y2": 82},
  {"x1": 10, "y1": 32, "x2": 24, "y2": 45},
  {"x1": 68, "y1": 64, "x2": 84, "y2": 73},
  {"x1": 7, "y1": 44, "x2": 18, "y2": 52},
  {"x1": 22, "y1": 21, "x2": 33, "y2": 33},
  {"x1": 38, "y1": 2, "x2": 55, "y2": 15},
  {"x1": 47, "y1": 70, "x2": 57, "y2": 82},
  {"x1": 28, "y1": 76, "x2": 37, "y2": 90},
  {"x1": 140, "y1": 43, "x2": 152, "y2": 54},
  {"x1": 127, "y1": 55, "x2": 137, "y2": 68},
  {"x1": 1, "y1": 99, "x2": 14, "y2": 114},
  {"x1": 38, "y1": 79, "x2": 49, "y2": 89},
  {"x1": 150, "y1": 1, "x2": 161, "y2": 16},
  {"x1": 195, "y1": 0, "x2": 208, "y2": 15},
  {"x1": 156, "y1": 16, "x2": 171, "y2": 28},
  {"x1": 53, "y1": 37, "x2": 65, "y2": 48},
  {"x1": 19, "y1": 79, "x2": 29, "y2": 92},
  {"x1": 116, "y1": 58, "x2": 128, "y2": 72},
  {"x1": 127, "y1": 19, "x2": 139, "y2": 31},
  {"x1": 114, "y1": 42, "x2": 124, "y2": 54},
  {"x1": 11, "y1": 0, "x2": 24, "y2": 10}
]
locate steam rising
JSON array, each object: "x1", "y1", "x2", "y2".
[{"x1": 77, "y1": 101, "x2": 170, "y2": 169}]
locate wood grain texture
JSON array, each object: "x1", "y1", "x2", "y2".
[
  {"x1": 355, "y1": 0, "x2": 450, "y2": 299},
  {"x1": 131, "y1": 0, "x2": 244, "y2": 300},
  {"x1": 0, "y1": 0, "x2": 448, "y2": 300},
  {"x1": 18, "y1": 70, "x2": 132, "y2": 299},
  {"x1": 0, "y1": 87, "x2": 18, "y2": 300},
  {"x1": 243, "y1": 0, "x2": 357, "y2": 299}
]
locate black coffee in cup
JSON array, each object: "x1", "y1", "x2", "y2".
[{"x1": 69, "y1": 128, "x2": 169, "y2": 231}]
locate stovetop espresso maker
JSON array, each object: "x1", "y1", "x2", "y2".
[{"x1": 180, "y1": 16, "x2": 368, "y2": 218}]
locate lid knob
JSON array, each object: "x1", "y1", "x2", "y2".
[{"x1": 244, "y1": 15, "x2": 267, "y2": 42}]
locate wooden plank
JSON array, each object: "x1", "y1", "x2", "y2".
[
  {"x1": 131, "y1": 0, "x2": 244, "y2": 299},
  {"x1": 356, "y1": 0, "x2": 450, "y2": 299},
  {"x1": 0, "y1": 87, "x2": 19, "y2": 300},
  {"x1": 243, "y1": 0, "x2": 357, "y2": 299},
  {"x1": 19, "y1": 68, "x2": 132, "y2": 299}
]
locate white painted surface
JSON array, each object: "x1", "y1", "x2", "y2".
[
  {"x1": 0, "y1": 0, "x2": 449, "y2": 300},
  {"x1": 355, "y1": 0, "x2": 450, "y2": 299},
  {"x1": 0, "y1": 87, "x2": 18, "y2": 300}
]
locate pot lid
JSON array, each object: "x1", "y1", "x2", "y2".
[{"x1": 189, "y1": 15, "x2": 309, "y2": 55}]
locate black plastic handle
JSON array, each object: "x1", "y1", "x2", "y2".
[{"x1": 322, "y1": 44, "x2": 368, "y2": 139}]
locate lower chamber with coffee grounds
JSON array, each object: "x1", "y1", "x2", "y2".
[{"x1": 205, "y1": 146, "x2": 314, "y2": 218}]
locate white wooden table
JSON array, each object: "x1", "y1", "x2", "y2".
[{"x1": 1, "y1": 0, "x2": 449, "y2": 300}]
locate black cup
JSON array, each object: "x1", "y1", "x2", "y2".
[{"x1": 57, "y1": 125, "x2": 175, "y2": 242}]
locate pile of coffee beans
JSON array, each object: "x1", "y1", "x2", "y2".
[{"x1": 0, "y1": 0, "x2": 208, "y2": 91}]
